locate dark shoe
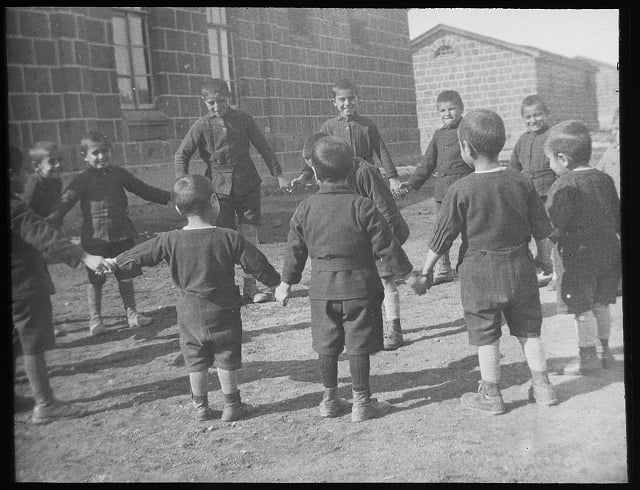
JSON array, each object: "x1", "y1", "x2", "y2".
[
  {"x1": 319, "y1": 387, "x2": 350, "y2": 418},
  {"x1": 383, "y1": 319, "x2": 404, "y2": 351},
  {"x1": 351, "y1": 389, "x2": 392, "y2": 422},
  {"x1": 222, "y1": 391, "x2": 255, "y2": 421},
  {"x1": 461, "y1": 380, "x2": 505, "y2": 415},
  {"x1": 192, "y1": 394, "x2": 218, "y2": 421},
  {"x1": 127, "y1": 309, "x2": 153, "y2": 328},
  {"x1": 563, "y1": 346, "x2": 601, "y2": 375},
  {"x1": 528, "y1": 383, "x2": 559, "y2": 406},
  {"x1": 31, "y1": 400, "x2": 87, "y2": 425}
]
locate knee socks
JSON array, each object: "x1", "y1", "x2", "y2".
[
  {"x1": 382, "y1": 278, "x2": 400, "y2": 322},
  {"x1": 592, "y1": 303, "x2": 612, "y2": 341},
  {"x1": 517, "y1": 336, "x2": 548, "y2": 372},
  {"x1": 477, "y1": 340, "x2": 501, "y2": 384},
  {"x1": 575, "y1": 311, "x2": 598, "y2": 348},
  {"x1": 117, "y1": 279, "x2": 137, "y2": 313},
  {"x1": 216, "y1": 367, "x2": 239, "y2": 395},
  {"x1": 189, "y1": 370, "x2": 209, "y2": 397},
  {"x1": 348, "y1": 354, "x2": 370, "y2": 393},
  {"x1": 23, "y1": 353, "x2": 54, "y2": 407},
  {"x1": 318, "y1": 353, "x2": 339, "y2": 389}
]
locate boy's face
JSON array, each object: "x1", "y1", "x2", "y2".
[
  {"x1": 438, "y1": 101, "x2": 463, "y2": 127},
  {"x1": 332, "y1": 89, "x2": 358, "y2": 118},
  {"x1": 203, "y1": 92, "x2": 230, "y2": 117},
  {"x1": 546, "y1": 149, "x2": 569, "y2": 176},
  {"x1": 83, "y1": 142, "x2": 112, "y2": 169},
  {"x1": 34, "y1": 150, "x2": 63, "y2": 179},
  {"x1": 522, "y1": 104, "x2": 548, "y2": 132}
]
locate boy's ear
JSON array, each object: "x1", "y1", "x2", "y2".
[{"x1": 556, "y1": 152, "x2": 571, "y2": 168}]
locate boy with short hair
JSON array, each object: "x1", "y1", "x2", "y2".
[
  {"x1": 420, "y1": 110, "x2": 558, "y2": 415},
  {"x1": 545, "y1": 120, "x2": 621, "y2": 373},
  {"x1": 400, "y1": 90, "x2": 473, "y2": 285},
  {"x1": 275, "y1": 137, "x2": 427, "y2": 422},
  {"x1": 291, "y1": 78, "x2": 406, "y2": 197},
  {"x1": 23, "y1": 141, "x2": 63, "y2": 218},
  {"x1": 10, "y1": 146, "x2": 108, "y2": 424},
  {"x1": 48, "y1": 130, "x2": 172, "y2": 336},
  {"x1": 509, "y1": 95, "x2": 557, "y2": 287},
  {"x1": 175, "y1": 78, "x2": 289, "y2": 303},
  {"x1": 105, "y1": 174, "x2": 281, "y2": 421},
  {"x1": 301, "y1": 132, "x2": 410, "y2": 350}
]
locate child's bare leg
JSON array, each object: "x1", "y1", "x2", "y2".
[
  {"x1": 237, "y1": 223, "x2": 268, "y2": 303},
  {"x1": 517, "y1": 336, "x2": 558, "y2": 406},
  {"x1": 350, "y1": 353, "x2": 391, "y2": 422},
  {"x1": 117, "y1": 279, "x2": 153, "y2": 328},
  {"x1": 461, "y1": 340, "x2": 505, "y2": 414},
  {"x1": 564, "y1": 311, "x2": 600, "y2": 375},
  {"x1": 382, "y1": 277, "x2": 403, "y2": 350},
  {"x1": 217, "y1": 368, "x2": 253, "y2": 421},
  {"x1": 189, "y1": 370, "x2": 214, "y2": 421},
  {"x1": 593, "y1": 303, "x2": 614, "y2": 368},
  {"x1": 317, "y1": 353, "x2": 349, "y2": 417},
  {"x1": 87, "y1": 282, "x2": 106, "y2": 335}
]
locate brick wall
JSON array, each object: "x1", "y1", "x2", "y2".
[
  {"x1": 7, "y1": 7, "x2": 420, "y2": 210},
  {"x1": 412, "y1": 31, "x2": 537, "y2": 160},
  {"x1": 591, "y1": 62, "x2": 619, "y2": 130},
  {"x1": 535, "y1": 58, "x2": 599, "y2": 131}
]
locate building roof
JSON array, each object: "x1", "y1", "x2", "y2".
[{"x1": 411, "y1": 23, "x2": 596, "y2": 71}]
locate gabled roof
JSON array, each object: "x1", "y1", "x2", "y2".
[{"x1": 411, "y1": 23, "x2": 596, "y2": 70}]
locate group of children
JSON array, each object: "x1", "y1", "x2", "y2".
[{"x1": 11, "y1": 76, "x2": 620, "y2": 425}]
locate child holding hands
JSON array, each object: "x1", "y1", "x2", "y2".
[
  {"x1": 106, "y1": 174, "x2": 281, "y2": 421},
  {"x1": 420, "y1": 110, "x2": 557, "y2": 414},
  {"x1": 276, "y1": 137, "x2": 427, "y2": 422}
]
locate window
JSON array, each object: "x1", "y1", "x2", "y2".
[
  {"x1": 206, "y1": 7, "x2": 237, "y2": 105},
  {"x1": 288, "y1": 8, "x2": 310, "y2": 37},
  {"x1": 349, "y1": 18, "x2": 368, "y2": 47},
  {"x1": 113, "y1": 7, "x2": 154, "y2": 109},
  {"x1": 434, "y1": 45, "x2": 455, "y2": 59}
]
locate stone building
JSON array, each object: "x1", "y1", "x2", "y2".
[
  {"x1": 575, "y1": 56, "x2": 619, "y2": 130},
  {"x1": 411, "y1": 24, "x2": 603, "y2": 158},
  {"x1": 6, "y1": 7, "x2": 421, "y2": 200}
]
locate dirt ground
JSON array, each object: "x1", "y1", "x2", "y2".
[{"x1": 13, "y1": 174, "x2": 628, "y2": 483}]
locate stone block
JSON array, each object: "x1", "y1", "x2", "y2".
[
  {"x1": 39, "y1": 95, "x2": 64, "y2": 120},
  {"x1": 11, "y1": 94, "x2": 38, "y2": 121},
  {"x1": 31, "y1": 122, "x2": 59, "y2": 146},
  {"x1": 50, "y1": 12, "x2": 77, "y2": 38},
  {"x1": 6, "y1": 37, "x2": 35, "y2": 65},
  {"x1": 19, "y1": 9, "x2": 50, "y2": 37},
  {"x1": 7, "y1": 66, "x2": 25, "y2": 93},
  {"x1": 34, "y1": 40, "x2": 58, "y2": 66},
  {"x1": 59, "y1": 119, "x2": 88, "y2": 145},
  {"x1": 63, "y1": 94, "x2": 81, "y2": 118}
]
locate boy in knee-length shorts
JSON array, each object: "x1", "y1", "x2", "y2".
[
  {"x1": 106, "y1": 174, "x2": 281, "y2": 422},
  {"x1": 420, "y1": 110, "x2": 558, "y2": 414},
  {"x1": 545, "y1": 121, "x2": 621, "y2": 374},
  {"x1": 275, "y1": 137, "x2": 426, "y2": 422}
]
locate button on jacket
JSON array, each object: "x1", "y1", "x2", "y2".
[
  {"x1": 49, "y1": 165, "x2": 171, "y2": 247},
  {"x1": 175, "y1": 108, "x2": 283, "y2": 195}
]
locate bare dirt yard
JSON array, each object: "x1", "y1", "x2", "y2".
[{"x1": 13, "y1": 175, "x2": 628, "y2": 483}]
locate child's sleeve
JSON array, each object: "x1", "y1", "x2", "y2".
[
  {"x1": 246, "y1": 114, "x2": 283, "y2": 177},
  {"x1": 113, "y1": 233, "x2": 170, "y2": 279},
  {"x1": 370, "y1": 124, "x2": 398, "y2": 179},
  {"x1": 602, "y1": 173, "x2": 621, "y2": 234},
  {"x1": 358, "y1": 199, "x2": 413, "y2": 278},
  {"x1": 174, "y1": 121, "x2": 204, "y2": 179},
  {"x1": 46, "y1": 176, "x2": 84, "y2": 226},
  {"x1": 281, "y1": 205, "x2": 309, "y2": 285},
  {"x1": 407, "y1": 132, "x2": 438, "y2": 190},
  {"x1": 545, "y1": 181, "x2": 575, "y2": 243},
  {"x1": 11, "y1": 198, "x2": 85, "y2": 268},
  {"x1": 232, "y1": 234, "x2": 281, "y2": 287},
  {"x1": 120, "y1": 167, "x2": 171, "y2": 204},
  {"x1": 527, "y1": 186, "x2": 553, "y2": 240},
  {"x1": 429, "y1": 186, "x2": 464, "y2": 255},
  {"x1": 509, "y1": 136, "x2": 523, "y2": 171}
]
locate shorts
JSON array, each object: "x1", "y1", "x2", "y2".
[
  {"x1": 83, "y1": 239, "x2": 135, "y2": 284},
  {"x1": 459, "y1": 244, "x2": 542, "y2": 346},
  {"x1": 12, "y1": 295, "x2": 54, "y2": 356},
  {"x1": 216, "y1": 185, "x2": 261, "y2": 230},
  {"x1": 310, "y1": 294, "x2": 384, "y2": 355},
  {"x1": 560, "y1": 244, "x2": 620, "y2": 314},
  {"x1": 177, "y1": 290, "x2": 243, "y2": 372}
]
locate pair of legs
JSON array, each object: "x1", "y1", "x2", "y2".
[
  {"x1": 433, "y1": 201, "x2": 455, "y2": 283},
  {"x1": 84, "y1": 239, "x2": 151, "y2": 335},
  {"x1": 459, "y1": 245, "x2": 557, "y2": 413},
  {"x1": 565, "y1": 304, "x2": 615, "y2": 373},
  {"x1": 216, "y1": 187, "x2": 268, "y2": 303},
  {"x1": 379, "y1": 263, "x2": 403, "y2": 350},
  {"x1": 311, "y1": 295, "x2": 391, "y2": 421},
  {"x1": 13, "y1": 295, "x2": 85, "y2": 423}
]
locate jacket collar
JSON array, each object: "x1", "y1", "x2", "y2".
[{"x1": 336, "y1": 112, "x2": 360, "y2": 122}]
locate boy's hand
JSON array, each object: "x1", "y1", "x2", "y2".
[
  {"x1": 274, "y1": 282, "x2": 291, "y2": 306},
  {"x1": 82, "y1": 253, "x2": 110, "y2": 273},
  {"x1": 404, "y1": 272, "x2": 428, "y2": 296},
  {"x1": 290, "y1": 173, "x2": 309, "y2": 188},
  {"x1": 277, "y1": 176, "x2": 290, "y2": 189},
  {"x1": 392, "y1": 182, "x2": 410, "y2": 199}
]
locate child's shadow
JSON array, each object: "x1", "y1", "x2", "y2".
[{"x1": 401, "y1": 318, "x2": 467, "y2": 347}]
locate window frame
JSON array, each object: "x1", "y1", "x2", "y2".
[
  {"x1": 206, "y1": 7, "x2": 238, "y2": 106},
  {"x1": 434, "y1": 45, "x2": 455, "y2": 59},
  {"x1": 112, "y1": 7, "x2": 155, "y2": 110}
]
